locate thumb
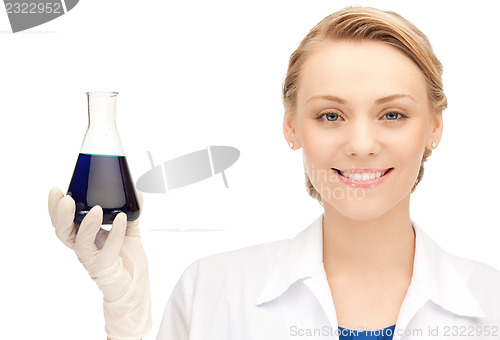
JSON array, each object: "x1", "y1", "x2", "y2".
[{"x1": 48, "y1": 187, "x2": 77, "y2": 249}]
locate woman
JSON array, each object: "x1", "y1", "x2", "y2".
[{"x1": 48, "y1": 6, "x2": 500, "y2": 340}]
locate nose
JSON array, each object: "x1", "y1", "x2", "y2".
[{"x1": 344, "y1": 117, "x2": 380, "y2": 157}]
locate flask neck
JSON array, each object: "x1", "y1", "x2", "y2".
[
  {"x1": 88, "y1": 92, "x2": 117, "y2": 126},
  {"x1": 81, "y1": 92, "x2": 125, "y2": 156}
]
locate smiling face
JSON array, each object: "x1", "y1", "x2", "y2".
[{"x1": 283, "y1": 39, "x2": 443, "y2": 221}]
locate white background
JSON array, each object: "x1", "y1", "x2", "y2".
[{"x1": 1, "y1": 0, "x2": 499, "y2": 338}]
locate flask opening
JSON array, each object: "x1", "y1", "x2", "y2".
[{"x1": 86, "y1": 91, "x2": 119, "y2": 97}]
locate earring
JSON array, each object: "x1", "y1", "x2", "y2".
[
  {"x1": 289, "y1": 141, "x2": 294, "y2": 149},
  {"x1": 431, "y1": 141, "x2": 437, "y2": 149}
]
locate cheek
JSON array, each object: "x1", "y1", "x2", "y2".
[
  {"x1": 389, "y1": 128, "x2": 422, "y2": 153},
  {"x1": 300, "y1": 125, "x2": 343, "y2": 188},
  {"x1": 387, "y1": 124, "x2": 427, "y2": 183},
  {"x1": 301, "y1": 122, "x2": 340, "y2": 162}
]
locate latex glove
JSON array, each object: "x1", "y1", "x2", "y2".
[{"x1": 48, "y1": 187, "x2": 152, "y2": 340}]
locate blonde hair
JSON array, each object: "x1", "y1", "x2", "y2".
[{"x1": 282, "y1": 6, "x2": 447, "y2": 205}]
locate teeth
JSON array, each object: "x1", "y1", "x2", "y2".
[{"x1": 340, "y1": 171, "x2": 383, "y2": 181}]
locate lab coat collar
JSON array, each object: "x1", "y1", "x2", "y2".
[{"x1": 255, "y1": 213, "x2": 486, "y2": 319}]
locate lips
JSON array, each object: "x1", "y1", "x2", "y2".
[
  {"x1": 333, "y1": 168, "x2": 393, "y2": 178},
  {"x1": 331, "y1": 167, "x2": 394, "y2": 188}
]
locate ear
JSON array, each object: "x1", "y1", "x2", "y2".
[
  {"x1": 283, "y1": 110, "x2": 300, "y2": 149},
  {"x1": 427, "y1": 108, "x2": 443, "y2": 149}
]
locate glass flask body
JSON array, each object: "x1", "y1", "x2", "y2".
[{"x1": 67, "y1": 92, "x2": 140, "y2": 224}]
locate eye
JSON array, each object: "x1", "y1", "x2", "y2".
[
  {"x1": 316, "y1": 112, "x2": 343, "y2": 124},
  {"x1": 382, "y1": 111, "x2": 408, "y2": 121}
]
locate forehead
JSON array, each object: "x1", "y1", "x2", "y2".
[{"x1": 297, "y1": 39, "x2": 428, "y2": 105}]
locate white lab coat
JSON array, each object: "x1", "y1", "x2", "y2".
[{"x1": 157, "y1": 214, "x2": 500, "y2": 339}]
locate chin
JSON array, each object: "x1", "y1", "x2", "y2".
[{"x1": 323, "y1": 197, "x2": 395, "y2": 222}]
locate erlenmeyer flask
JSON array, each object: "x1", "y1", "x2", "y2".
[{"x1": 67, "y1": 91, "x2": 140, "y2": 224}]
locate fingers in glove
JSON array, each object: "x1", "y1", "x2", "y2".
[
  {"x1": 124, "y1": 219, "x2": 140, "y2": 238},
  {"x1": 125, "y1": 190, "x2": 143, "y2": 238},
  {"x1": 74, "y1": 205, "x2": 103, "y2": 262},
  {"x1": 48, "y1": 187, "x2": 63, "y2": 223},
  {"x1": 48, "y1": 187, "x2": 77, "y2": 249},
  {"x1": 100, "y1": 213, "x2": 127, "y2": 261},
  {"x1": 94, "y1": 228, "x2": 109, "y2": 250},
  {"x1": 137, "y1": 190, "x2": 144, "y2": 207}
]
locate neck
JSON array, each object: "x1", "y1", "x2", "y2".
[{"x1": 322, "y1": 195, "x2": 415, "y2": 280}]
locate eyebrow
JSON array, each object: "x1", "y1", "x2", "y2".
[{"x1": 306, "y1": 94, "x2": 417, "y2": 104}]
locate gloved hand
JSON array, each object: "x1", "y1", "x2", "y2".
[{"x1": 48, "y1": 187, "x2": 152, "y2": 340}]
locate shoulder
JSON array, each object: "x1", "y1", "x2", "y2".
[
  {"x1": 446, "y1": 252, "x2": 500, "y2": 316},
  {"x1": 185, "y1": 237, "x2": 290, "y2": 284},
  {"x1": 163, "y1": 236, "x2": 291, "y2": 324},
  {"x1": 447, "y1": 252, "x2": 500, "y2": 283}
]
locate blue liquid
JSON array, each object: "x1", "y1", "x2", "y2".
[{"x1": 67, "y1": 153, "x2": 140, "y2": 224}]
